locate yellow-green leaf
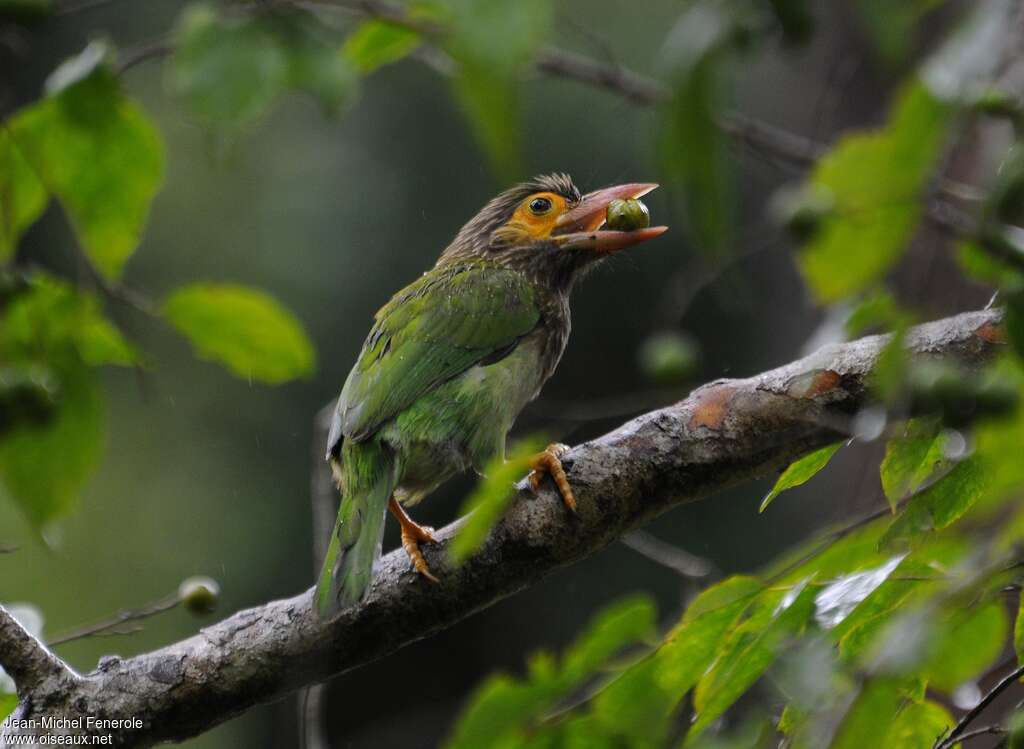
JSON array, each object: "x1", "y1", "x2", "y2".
[
  {"x1": 163, "y1": 283, "x2": 315, "y2": 385},
  {"x1": 879, "y1": 419, "x2": 945, "y2": 510},
  {"x1": 344, "y1": 20, "x2": 421, "y2": 74},
  {"x1": 0, "y1": 129, "x2": 47, "y2": 260},
  {"x1": 797, "y1": 83, "x2": 951, "y2": 303},
  {"x1": 760, "y1": 442, "x2": 843, "y2": 512},
  {"x1": 449, "y1": 437, "x2": 543, "y2": 564},
  {"x1": 8, "y1": 55, "x2": 164, "y2": 279}
]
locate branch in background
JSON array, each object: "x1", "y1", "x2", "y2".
[
  {"x1": 46, "y1": 593, "x2": 180, "y2": 647},
  {"x1": 620, "y1": 530, "x2": 715, "y2": 580},
  {"x1": 0, "y1": 604, "x2": 78, "y2": 697},
  {"x1": 0, "y1": 307, "x2": 1003, "y2": 747},
  {"x1": 937, "y1": 663, "x2": 1024, "y2": 748}
]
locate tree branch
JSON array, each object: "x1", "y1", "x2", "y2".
[
  {"x1": 0, "y1": 604, "x2": 78, "y2": 698},
  {"x1": 0, "y1": 307, "x2": 1005, "y2": 746}
]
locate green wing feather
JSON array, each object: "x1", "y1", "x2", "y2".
[{"x1": 329, "y1": 263, "x2": 540, "y2": 448}]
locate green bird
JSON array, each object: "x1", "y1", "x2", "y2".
[{"x1": 316, "y1": 174, "x2": 666, "y2": 617}]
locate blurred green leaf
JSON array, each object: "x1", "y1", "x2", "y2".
[
  {"x1": 828, "y1": 679, "x2": 904, "y2": 749},
  {"x1": 880, "y1": 419, "x2": 944, "y2": 510},
  {"x1": 163, "y1": 283, "x2": 315, "y2": 384},
  {"x1": 344, "y1": 20, "x2": 421, "y2": 74},
  {"x1": 0, "y1": 129, "x2": 47, "y2": 260},
  {"x1": 690, "y1": 580, "x2": 817, "y2": 740},
  {"x1": 277, "y1": 14, "x2": 358, "y2": 117},
  {"x1": 853, "y1": 0, "x2": 942, "y2": 66},
  {"x1": 845, "y1": 290, "x2": 909, "y2": 337},
  {"x1": 445, "y1": 596, "x2": 655, "y2": 749},
  {"x1": 449, "y1": 437, "x2": 544, "y2": 564},
  {"x1": 882, "y1": 699, "x2": 954, "y2": 748},
  {"x1": 0, "y1": 363, "x2": 102, "y2": 528},
  {"x1": 0, "y1": 274, "x2": 137, "y2": 367},
  {"x1": 591, "y1": 577, "x2": 762, "y2": 745},
  {"x1": 439, "y1": 0, "x2": 552, "y2": 180},
  {"x1": 8, "y1": 55, "x2": 164, "y2": 279},
  {"x1": 171, "y1": 5, "x2": 355, "y2": 132},
  {"x1": 922, "y1": 602, "x2": 1008, "y2": 691},
  {"x1": 957, "y1": 240, "x2": 1024, "y2": 287},
  {"x1": 170, "y1": 5, "x2": 290, "y2": 132},
  {"x1": 760, "y1": 442, "x2": 842, "y2": 512},
  {"x1": 880, "y1": 456, "x2": 987, "y2": 549},
  {"x1": 1007, "y1": 290, "x2": 1024, "y2": 360},
  {"x1": 797, "y1": 83, "x2": 951, "y2": 303}
]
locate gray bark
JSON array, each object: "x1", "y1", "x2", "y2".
[{"x1": 0, "y1": 308, "x2": 1005, "y2": 747}]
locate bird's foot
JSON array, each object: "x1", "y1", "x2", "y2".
[
  {"x1": 528, "y1": 443, "x2": 577, "y2": 513},
  {"x1": 388, "y1": 497, "x2": 439, "y2": 583}
]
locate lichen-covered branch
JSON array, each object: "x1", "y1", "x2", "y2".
[{"x1": 0, "y1": 308, "x2": 1005, "y2": 747}]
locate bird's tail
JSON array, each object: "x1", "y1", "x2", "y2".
[{"x1": 314, "y1": 440, "x2": 399, "y2": 619}]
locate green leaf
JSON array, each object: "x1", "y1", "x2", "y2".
[
  {"x1": 277, "y1": 14, "x2": 358, "y2": 117},
  {"x1": 882, "y1": 699, "x2": 954, "y2": 748},
  {"x1": 344, "y1": 20, "x2": 421, "y2": 74},
  {"x1": 170, "y1": 4, "x2": 290, "y2": 133},
  {"x1": 922, "y1": 602, "x2": 1008, "y2": 691},
  {"x1": 879, "y1": 419, "x2": 945, "y2": 510},
  {"x1": 449, "y1": 437, "x2": 544, "y2": 564},
  {"x1": 0, "y1": 274, "x2": 138, "y2": 367},
  {"x1": 958, "y1": 240, "x2": 1024, "y2": 287},
  {"x1": 852, "y1": 0, "x2": 942, "y2": 65},
  {"x1": 660, "y1": 3, "x2": 739, "y2": 257},
  {"x1": 796, "y1": 83, "x2": 951, "y2": 303},
  {"x1": 0, "y1": 364, "x2": 103, "y2": 528},
  {"x1": 589, "y1": 577, "x2": 762, "y2": 745},
  {"x1": 439, "y1": 0, "x2": 553, "y2": 180},
  {"x1": 760, "y1": 442, "x2": 843, "y2": 512},
  {"x1": 879, "y1": 456, "x2": 988, "y2": 549},
  {"x1": 163, "y1": 283, "x2": 315, "y2": 384},
  {"x1": 0, "y1": 128, "x2": 47, "y2": 260},
  {"x1": 689, "y1": 580, "x2": 817, "y2": 740},
  {"x1": 562, "y1": 596, "x2": 657, "y2": 681},
  {"x1": 8, "y1": 55, "x2": 164, "y2": 279},
  {"x1": 828, "y1": 679, "x2": 904, "y2": 749},
  {"x1": 445, "y1": 595, "x2": 655, "y2": 749}
]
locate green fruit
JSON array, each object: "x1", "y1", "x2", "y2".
[
  {"x1": 178, "y1": 576, "x2": 220, "y2": 615},
  {"x1": 605, "y1": 198, "x2": 650, "y2": 231}
]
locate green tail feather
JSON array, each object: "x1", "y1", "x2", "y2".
[{"x1": 315, "y1": 440, "x2": 399, "y2": 619}]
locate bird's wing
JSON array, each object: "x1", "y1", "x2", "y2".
[{"x1": 328, "y1": 264, "x2": 540, "y2": 449}]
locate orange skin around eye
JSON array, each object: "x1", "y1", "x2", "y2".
[{"x1": 494, "y1": 192, "x2": 573, "y2": 244}]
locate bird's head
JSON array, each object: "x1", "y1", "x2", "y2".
[{"x1": 438, "y1": 173, "x2": 667, "y2": 289}]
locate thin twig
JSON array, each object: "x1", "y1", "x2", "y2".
[
  {"x1": 938, "y1": 665, "x2": 1024, "y2": 748},
  {"x1": 950, "y1": 725, "x2": 1007, "y2": 744},
  {"x1": 47, "y1": 593, "x2": 179, "y2": 647}
]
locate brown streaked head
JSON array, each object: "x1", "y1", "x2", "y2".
[{"x1": 437, "y1": 174, "x2": 667, "y2": 287}]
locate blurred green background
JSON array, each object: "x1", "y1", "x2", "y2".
[{"x1": 0, "y1": 1, "x2": 992, "y2": 746}]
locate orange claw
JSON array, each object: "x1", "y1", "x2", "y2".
[
  {"x1": 528, "y1": 443, "x2": 577, "y2": 513},
  {"x1": 389, "y1": 497, "x2": 439, "y2": 583}
]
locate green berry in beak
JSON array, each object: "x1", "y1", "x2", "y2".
[{"x1": 605, "y1": 198, "x2": 651, "y2": 231}]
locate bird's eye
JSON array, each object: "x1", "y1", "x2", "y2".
[{"x1": 529, "y1": 197, "x2": 553, "y2": 215}]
